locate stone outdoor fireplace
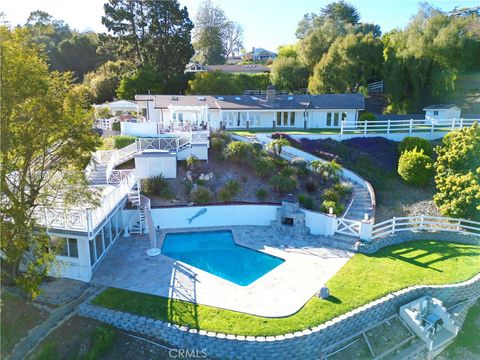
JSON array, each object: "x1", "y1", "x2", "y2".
[{"x1": 272, "y1": 194, "x2": 309, "y2": 235}]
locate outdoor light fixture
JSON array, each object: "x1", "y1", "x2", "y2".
[{"x1": 364, "y1": 213, "x2": 369, "y2": 221}]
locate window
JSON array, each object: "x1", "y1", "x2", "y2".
[
  {"x1": 276, "y1": 112, "x2": 282, "y2": 126},
  {"x1": 89, "y1": 240, "x2": 95, "y2": 266},
  {"x1": 333, "y1": 113, "x2": 339, "y2": 127},
  {"x1": 283, "y1": 112, "x2": 288, "y2": 126},
  {"x1": 342, "y1": 112, "x2": 347, "y2": 123},
  {"x1": 50, "y1": 237, "x2": 78, "y2": 258},
  {"x1": 172, "y1": 112, "x2": 177, "y2": 120},
  {"x1": 95, "y1": 232, "x2": 104, "y2": 260},
  {"x1": 326, "y1": 113, "x2": 332, "y2": 127},
  {"x1": 104, "y1": 220, "x2": 112, "y2": 248},
  {"x1": 290, "y1": 112, "x2": 295, "y2": 126},
  {"x1": 178, "y1": 113, "x2": 183, "y2": 122},
  {"x1": 433, "y1": 110, "x2": 439, "y2": 116}
]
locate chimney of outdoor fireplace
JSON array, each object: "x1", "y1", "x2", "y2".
[{"x1": 266, "y1": 84, "x2": 276, "y2": 103}]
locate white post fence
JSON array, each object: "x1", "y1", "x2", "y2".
[{"x1": 341, "y1": 118, "x2": 477, "y2": 139}]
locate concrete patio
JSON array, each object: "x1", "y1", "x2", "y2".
[{"x1": 90, "y1": 225, "x2": 354, "y2": 317}]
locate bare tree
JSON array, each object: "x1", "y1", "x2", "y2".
[{"x1": 224, "y1": 22, "x2": 243, "y2": 58}]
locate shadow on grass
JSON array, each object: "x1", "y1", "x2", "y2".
[
  {"x1": 325, "y1": 296, "x2": 342, "y2": 304},
  {"x1": 378, "y1": 241, "x2": 480, "y2": 272},
  {"x1": 168, "y1": 262, "x2": 199, "y2": 329}
]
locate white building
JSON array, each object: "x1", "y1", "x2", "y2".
[
  {"x1": 134, "y1": 87, "x2": 364, "y2": 132},
  {"x1": 423, "y1": 104, "x2": 461, "y2": 123}
]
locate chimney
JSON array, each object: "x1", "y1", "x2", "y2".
[{"x1": 266, "y1": 84, "x2": 276, "y2": 103}]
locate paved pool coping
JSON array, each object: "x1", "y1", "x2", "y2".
[{"x1": 90, "y1": 225, "x2": 353, "y2": 317}]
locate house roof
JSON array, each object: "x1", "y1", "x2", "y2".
[
  {"x1": 135, "y1": 94, "x2": 365, "y2": 111},
  {"x1": 206, "y1": 64, "x2": 271, "y2": 73},
  {"x1": 423, "y1": 104, "x2": 459, "y2": 110}
]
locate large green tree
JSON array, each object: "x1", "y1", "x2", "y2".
[
  {"x1": 0, "y1": 27, "x2": 100, "y2": 296},
  {"x1": 383, "y1": 4, "x2": 480, "y2": 112},
  {"x1": 308, "y1": 33, "x2": 383, "y2": 93},
  {"x1": 270, "y1": 57, "x2": 309, "y2": 91},
  {"x1": 102, "y1": 0, "x2": 194, "y2": 93},
  {"x1": 433, "y1": 123, "x2": 480, "y2": 221}
]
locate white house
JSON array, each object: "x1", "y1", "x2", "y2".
[
  {"x1": 243, "y1": 47, "x2": 277, "y2": 62},
  {"x1": 134, "y1": 87, "x2": 364, "y2": 133},
  {"x1": 423, "y1": 104, "x2": 461, "y2": 123}
]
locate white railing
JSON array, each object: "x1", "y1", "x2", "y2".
[
  {"x1": 36, "y1": 170, "x2": 137, "y2": 233},
  {"x1": 88, "y1": 170, "x2": 137, "y2": 233},
  {"x1": 371, "y1": 215, "x2": 480, "y2": 240},
  {"x1": 340, "y1": 118, "x2": 477, "y2": 137},
  {"x1": 190, "y1": 131, "x2": 210, "y2": 144},
  {"x1": 367, "y1": 80, "x2": 384, "y2": 93}
]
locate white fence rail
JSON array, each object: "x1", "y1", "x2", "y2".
[
  {"x1": 371, "y1": 215, "x2": 480, "y2": 240},
  {"x1": 340, "y1": 118, "x2": 477, "y2": 138}
]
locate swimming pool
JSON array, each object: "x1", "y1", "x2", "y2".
[{"x1": 161, "y1": 230, "x2": 284, "y2": 286}]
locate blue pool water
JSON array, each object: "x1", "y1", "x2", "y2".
[{"x1": 161, "y1": 230, "x2": 284, "y2": 286}]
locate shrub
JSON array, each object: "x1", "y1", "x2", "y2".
[
  {"x1": 183, "y1": 180, "x2": 193, "y2": 196},
  {"x1": 255, "y1": 188, "x2": 268, "y2": 200},
  {"x1": 196, "y1": 179, "x2": 206, "y2": 186},
  {"x1": 111, "y1": 121, "x2": 121, "y2": 131},
  {"x1": 253, "y1": 156, "x2": 276, "y2": 178},
  {"x1": 280, "y1": 166, "x2": 297, "y2": 178},
  {"x1": 269, "y1": 174, "x2": 297, "y2": 195},
  {"x1": 252, "y1": 143, "x2": 263, "y2": 152},
  {"x1": 398, "y1": 136, "x2": 433, "y2": 156},
  {"x1": 217, "y1": 180, "x2": 241, "y2": 202},
  {"x1": 141, "y1": 175, "x2": 171, "y2": 198},
  {"x1": 359, "y1": 112, "x2": 376, "y2": 122},
  {"x1": 191, "y1": 186, "x2": 212, "y2": 204},
  {"x1": 321, "y1": 200, "x2": 345, "y2": 215},
  {"x1": 298, "y1": 194, "x2": 314, "y2": 209},
  {"x1": 224, "y1": 141, "x2": 255, "y2": 163},
  {"x1": 210, "y1": 137, "x2": 225, "y2": 153},
  {"x1": 322, "y1": 188, "x2": 340, "y2": 202},
  {"x1": 332, "y1": 183, "x2": 353, "y2": 198},
  {"x1": 113, "y1": 135, "x2": 136, "y2": 149},
  {"x1": 434, "y1": 123, "x2": 480, "y2": 220},
  {"x1": 100, "y1": 137, "x2": 115, "y2": 150},
  {"x1": 186, "y1": 155, "x2": 200, "y2": 171},
  {"x1": 291, "y1": 157, "x2": 309, "y2": 177},
  {"x1": 398, "y1": 148, "x2": 434, "y2": 186},
  {"x1": 305, "y1": 178, "x2": 316, "y2": 193}
]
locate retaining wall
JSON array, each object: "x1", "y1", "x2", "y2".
[
  {"x1": 79, "y1": 274, "x2": 480, "y2": 360},
  {"x1": 358, "y1": 231, "x2": 480, "y2": 254}
]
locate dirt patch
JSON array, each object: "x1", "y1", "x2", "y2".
[{"x1": 1, "y1": 291, "x2": 50, "y2": 357}]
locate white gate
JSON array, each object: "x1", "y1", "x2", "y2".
[{"x1": 336, "y1": 218, "x2": 361, "y2": 237}]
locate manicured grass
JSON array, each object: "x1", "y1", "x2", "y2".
[
  {"x1": 92, "y1": 240, "x2": 480, "y2": 336},
  {"x1": 441, "y1": 300, "x2": 480, "y2": 358}
]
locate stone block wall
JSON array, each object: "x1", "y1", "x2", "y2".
[
  {"x1": 358, "y1": 231, "x2": 480, "y2": 254},
  {"x1": 79, "y1": 274, "x2": 480, "y2": 360}
]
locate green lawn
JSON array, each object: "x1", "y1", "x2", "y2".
[
  {"x1": 441, "y1": 299, "x2": 480, "y2": 359},
  {"x1": 92, "y1": 240, "x2": 480, "y2": 336}
]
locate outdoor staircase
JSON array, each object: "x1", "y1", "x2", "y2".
[
  {"x1": 343, "y1": 182, "x2": 373, "y2": 221},
  {"x1": 329, "y1": 233, "x2": 359, "y2": 251},
  {"x1": 88, "y1": 163, "x2": 108, "y2": 185},
  {"x1": 127, "y1": 183, "x2": 147, "y2": 234}
]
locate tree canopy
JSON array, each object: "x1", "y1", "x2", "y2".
[
  {"x1": 271, "y1": 57, "x2": 309, "y2": 91},
  {"x1": 0, "y1": 27, "x2": 100, "y2": 296},
  {"x1": 193, "y1": 0, "x2": 243, "y2": 64}
]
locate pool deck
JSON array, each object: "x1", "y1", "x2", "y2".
[{"x1": 91, "y1": 226, "x2": 354, "y2": 317}]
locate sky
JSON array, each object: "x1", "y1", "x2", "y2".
[{"x1": 2, "y1": 0, "x2": 478, "y2": 51}]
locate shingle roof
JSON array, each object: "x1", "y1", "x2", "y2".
[
  {"x1": 206, "y1": 64, "x2": 271, "y2": 73},
  {"x1": 135, "y1": 94, "x2": 364, "y2": 111},
  {"x1": 423, "y1": 104, "x2": 459, "y2": 110}
]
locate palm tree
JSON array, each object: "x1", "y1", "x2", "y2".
[{"x1": 267, "y1": 137, "x2": 290, "y2": 156}]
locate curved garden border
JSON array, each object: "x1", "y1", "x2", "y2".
[{"x1": 80, "y1": 272, "x2": 480, "y2": 360}]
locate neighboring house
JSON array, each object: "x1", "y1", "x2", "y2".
[
  {"x1": 423, "y1": 104, "x2": 461, "y2": 123},
  {"x1": 185, "y1": 62, "x2": 270, "y2": 74},
  {"x1": 134, "y1": 87, "x2": 364, "y2": 131},
  {"x1": 243, "y1": 47, "x2": 277, "y2": 62}
]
